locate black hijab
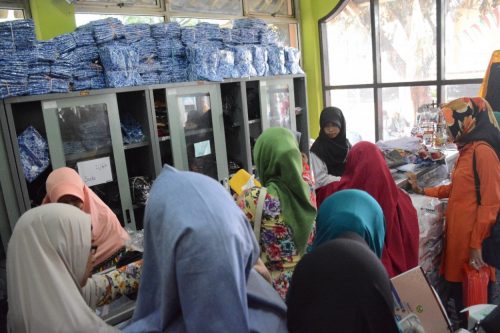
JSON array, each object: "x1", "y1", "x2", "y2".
[
  {"x1": 287, "y1": 233, "x2": 400, "y2": 333},
  {"x1": 310, "y1": 107, "x2": 351, "y2": 176}
]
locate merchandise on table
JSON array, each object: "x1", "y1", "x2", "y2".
[{"x1": 17, "y1": 126, "x2": 50, "y2": 183}]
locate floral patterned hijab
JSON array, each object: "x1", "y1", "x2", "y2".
[{"x1": 442, "y1": 97, "x2": 500, "y2": 158}]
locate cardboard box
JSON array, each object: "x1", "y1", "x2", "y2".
[{"x1": 391, "y1": 266, "x2": 453, "y2": 333}]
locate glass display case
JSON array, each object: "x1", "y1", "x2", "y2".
[
  {"x1": 42, "y1": 94, "x2": 136, "y2": 229},
  {"x1": 260, "y1": 78, "x2": 296, "y2": 131},
  {"x1": 166, "y1": 84, "x2": 228, "y2": 183}
]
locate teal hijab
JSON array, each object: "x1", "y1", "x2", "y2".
[
  {"x1": 254, "y1": 127, "x2": 316, "y2": 254},
  {"x1": 312, "y1": 189, "x2": 385, "y2": 258}
]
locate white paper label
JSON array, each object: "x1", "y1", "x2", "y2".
[
  {"x1": 194, "y1": 140, "x2": 211, "y2": 157},
  {"x1": 42, "y1": 101, "x2": 57, "y2": 109},
  {"x1": 77, "y1": 157, "x2": 113, "y2": 187}
]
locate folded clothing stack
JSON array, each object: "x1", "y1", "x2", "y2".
[
  {"x1": 267, "y1": 46, "x2": 287, "y2": 75},
  {"x1": 99, "y1": 44, "x2": 142, "y2": 87},
  {"x1": 251, "y1": 45, "x2": 268, "y2": 76},
  {"x1": 72, "y1": 25, "x2": 95, "y2": 47},
  {"x1": 125, "y1": 23, "x2": 151, "y2": 43},
  {"x1": 231, "y1": 45, "x2": 257, "y2": 78},
  {"x1": 260, "y1": 27, "x2": 279, "y2": 45},
  {"x1": 0, "y1": 56, "x2": 28, "y2": 98},
  {"x1": 17, "y1": 126, "x2": 50, "y2": 183},
  {"x1": 231, "y1": 18, "x2": 267, "y2": 45},
  {"x1": 91, "y1": 18, "x2": 126, "y2": 45},
  {"x1": 285, "y1": 47, "x2": 303, "y2": 74},
  {"x1": 151, "y1": 22, "x2": 181, "y2": 40},
  {"x1": 121, "y1": 114, "x2": 146, "y2": 144},
  {"x1": 0, "y1": 19, "x2": 36, "y2": 54},
  {"x1": 28, "y1": 75, "x2": 69, "y2": 95},
  {"x1": 79, "y1": 119, "x2": 112, "y2": 150},
  {"x1": 187, "y1": 42, "x2": 222, "y2": 82},
  {"x1": 217, "y1": 49, "x2": 237, "y2": 79}
]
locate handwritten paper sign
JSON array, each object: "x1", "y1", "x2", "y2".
[{"x1": 77, "y1": 157, "x2": 113, "y2": 187}]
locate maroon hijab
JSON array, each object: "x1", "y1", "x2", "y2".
[{"x1": 316, "y1": 141, "x2": 419, "y2": 277}]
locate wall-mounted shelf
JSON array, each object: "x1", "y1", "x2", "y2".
[{"x1": 124, "y1": 141, "x2": 149, "y2": 150}]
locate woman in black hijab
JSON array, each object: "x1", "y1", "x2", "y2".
[
  {"x1": 286, "y1": 234, "x2": 400, "y2": 333},
  {"x1": 310, "y1": 107, "x2": 351, "y2": 188}
]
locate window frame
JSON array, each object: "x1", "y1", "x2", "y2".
[
  {"x1": 319, "y1": 0, "x2": 483, "y2": 142},
  {"x1": 0, "y1": 0, "x2": 31, "y2": 18}
]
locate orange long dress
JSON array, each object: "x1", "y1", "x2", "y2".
[{"x1": 424, "y1": 141, "x2": 500, "y2": 282}]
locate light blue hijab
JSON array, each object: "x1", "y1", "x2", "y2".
[
  {"x1": 311, "y1": 189, "x2": 386, "y2": 258},
  {"x1": 124, "y1": 166, "x2": 261, "y2": 333}
]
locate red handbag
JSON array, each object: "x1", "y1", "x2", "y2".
[{"x1": 463, "y1": 264, "x2": 490, "y2": 307}]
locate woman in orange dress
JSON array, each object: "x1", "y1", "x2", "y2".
[{"x1": 408, "y1": 97, "x2": 500, "y2": 328}]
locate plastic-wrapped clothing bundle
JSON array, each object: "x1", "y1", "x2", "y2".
[
  {"x1": 91, "y1": 18, "x2": 126, "y2": 45},
  {"x1": 121, "y1": 113, "x2": 146, "y2": 144},
  {"x1": 138, "y1": 57, "x2": 162, "y2": 74},
  {"x1": 72, "y1": 74, "x2": 106, "y2": 91},
  {"x1": 50, "y1": 62, "x2": 73, "y2": 79},
  {"x1": 73, "y1": 62, "x2": 104, "y2": 80},
  {"x1": 131, "y1": 37, "x2": 157, "y2": 60},
  {"x1": 33, "y1": 40, "x2": 58, "y2": 62},
  {"x1": 285, "y1": 47, "x2": 304, "y2": 74},
  {"x1": 186, "y1": 43, "x2": 222, "y2": 81},
  {"x1": 260, "y1": 28, "x2": 279, "y2": 45},
  {"x1": 57, "y1": 50, "x2": 77, "y2": 64},
  {"x1": 221, "y1": 28, "x2": 233, "y2": 44},
  {"x1": 159, "y1": 69, "x2": 187, "y2": 83},
  {"x1": 232, "y1": 45, "x2": 257, "y2": 78},
  {"x1": 251, "y1": 45, "x2": 268, "y2": 76},
  {"x1": 159, "y1": 57, "x2": 188, "y2": 83},
  {"x1": 79, "y1": 119, "x2": 112, "y2": 150},
  {"x1": 0, "y1": 81, "x2": 26, "y2": 99},
  {"x1": 157, "y1": 39, "x2": 185, "y2": 60},
  {"x1": 217, "y1": 49, "x2": 236, "y2": 79},
  {"x1": 72, "y1": 25, "x2": 95, "y2": 47},
  {"x1": 233, "y1": 18, "x2": 267, "y2": 30},
  {"x1": 140, "y1": 72, "x2": 159, "y2": 85},
  {"x1": 99, "y1": 44, "x2": 139, "y2": 72},
  {"x1": 74, "y1": 45, "x2": 100, "y2": 62},
  {"x1": 196, "y1": 23, "x2": 222, "y2": 41},
  {"x1": 29, "y1": 61, "x2": 51, "y2": 75},
  {"x1": 267, "y1": 46, "x2": 287, "y2": 75},
  {"x1": 0, "y1": 19, "x2": 36, "y2": 52},
  {"x1": 181, "y1": 27, "x2": 196, "y2": 45},
  {"x1": 125, "y1": 23, "x2": 151, "y2": 43},
  {"x1": 105, "y1": 70, "x2": 143, "y2": 88},
  {"x1": 28, "y1": 75, "x2": 69, "y2": 95},
  {"x1": 232, "y1": 28, "x2": 260, "y2": 44},
  {"x1": 17, "y1": 126, "x2": 50, "y2": 183},
  {"x1": 53, "y1": 33, "x2": 77, "y2": 54},
  {"x1": 151, "y1": 22, "x2": 181, "y2": 40}
]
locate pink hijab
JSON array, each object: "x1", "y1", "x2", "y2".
[{"x1": 42, "y1": 167, "x2": 130, "y2": 266}]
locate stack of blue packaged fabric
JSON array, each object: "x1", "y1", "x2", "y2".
[
  {"x1": 72, "y1": 25, "x2": 95, "y2": 47},
  {"x1": 126, "y1": 24, "x2": 159, "y2": 84},
  {"x1": 121, "y1": 113, "x2": 146, "y2": 144},
  {"x1": 232, "y1": 18, "x2": 267, "y2": 44},
  {"x1": 79, "y1": 119, "x2": 112, "y2": 150},
  {"x1": 218, "y1": 49, "x2": 237, "y2": 79},
  {"x1": 0, "y1": 20, "x2": 36, "y2": 53},
  {"x1": 251, "y1": 45, "x2": 268, "y2": 76},
  {"x1": 260, "y1": 27, "x2": 279, "y2": 45},
  {"x1": 91, "y1": 18, "x2": 126, "y2": 45},
  {"x1": 232, "y1": 45, "x2": 257, "y2": 78},
  {"x1": 0, "y1": 56, "x2": 29, "y2": 98},
  {"x1": 125, "y1": 23, "x2": 151, "y2": 43},
  {"x1": 186, "y1": 42, "x2": 222, "y2": 82},
  {"x1": 28, "y1": 75, "x2": 70, "y2": 95},
  {"x1": 196, "y1": 23, "x2": 222, "y2": 41},
  {"x1": 46, "y1": 32, "x2": 78, "y2": 91},
  {"x1": 151, "y1": 22, "x2": 181, "y2": 40},
  {"x1": 267, "y1": 46, "x2": 287, "y2": 75},
  {"x1": 17, "y1": 126, "x2": 50, "y2": 183},
  {"x1": 285, "y1": 47, "x2": 303, "y2": 74},
  {"x1": 99, "y1": 44, "x2": 142, "y2": 87}
]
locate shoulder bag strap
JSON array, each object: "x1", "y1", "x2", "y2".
[
  {"x1": 473, "y1": 149, "x2": 481, "y2": 206},
  {"x1": 253, "y1": 187, "x2": 267, "y2": 242}
]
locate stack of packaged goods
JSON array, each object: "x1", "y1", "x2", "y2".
[
  {"x1": 93, "y1": 18, "x2": 142, "y2": 88},
  {"x1": 186, "y1": 42, "x2": 222, "y2": 82},
  {"x1": 126, "y1": 23, "x2": 160, "y2": 85},
  {"x1": 152, "y1": 22, "x2": 187, "y2": 83},
  {"x1": 410, "y1": 194, "x2": 446, "y2": 293},
  {"x1": 267, "y1": 45, "x2": 287, "y2": 75},
  {"x1": 71, "y1": 25, "x2": 105, "y2": 91},
  {"x1": 0, "y1": 20, "x2": 36, "y2": 98},
  {"x1": 285, "y1": 47, "x2": 303, "y2": 75},
  {"x1": 121, "y1": 113, "x2": 146, "y2": 144}
]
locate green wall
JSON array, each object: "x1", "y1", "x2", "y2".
[
  {"x1": 30, "y1": 0, "x2": 76, "y2": 40},
  {"x1": 299, "y1": 0, "x2": 340, "y2": 137}
]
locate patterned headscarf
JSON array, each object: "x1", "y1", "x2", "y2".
[{"x1": 441, "y1": 97, "x2": 500, "y2": 157}]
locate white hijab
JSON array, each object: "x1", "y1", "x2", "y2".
[{"x1": 6, "y1": 203, "x2": 119, "y2": 333}]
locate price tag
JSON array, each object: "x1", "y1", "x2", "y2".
[{"x1": 77, "y1": 157, "x2": 113, "y2": 187}]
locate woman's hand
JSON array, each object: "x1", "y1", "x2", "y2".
[
  {"x1": 406, "y1": 172, "x2": 424, "y2": 194},
  {"x1": 469, "y1": 248, "x2": 486, "y2": 270},
  {"x1": 254, "y1": 258, "x2": 272, "y2": 284}
]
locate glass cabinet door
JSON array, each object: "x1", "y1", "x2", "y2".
[
  {"x1": 260, "y1": 79, "x2": 297, "y2": 131},
  {"x1": 167, "y1": 85, "x2": 228, "y2": 182},
  {"x1": 42, "y1": 95, "x2": 136, "y2": 229}
]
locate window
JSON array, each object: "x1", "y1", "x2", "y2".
[
  {"x1": 321, "y1": 0, "x2": 496, "y2": 142},
  {"x1": 0, "y1": 0, "x2": 30, "y2": 22},
  {"x1": 75, "y1": 13, "x2": 164, "y2": 26}
]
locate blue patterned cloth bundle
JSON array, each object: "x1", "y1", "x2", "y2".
[
  {"x1": 251, "y1": 45, "x2": 268, "y2": 76},
  {"x1": 285, "y1": 47, "x2": 303, "y2": 74},
  {"x1": 72, "y1": 25, "x2": 95, "y2": 47},
  {"x1": 33, "y1": 40, "x2": 58, "y2": 62},
  {"x1": 121, "y1": 113, "x2": 146, "y2": 144},
  {"x1": 140, "y1": 71, "x2": 159, "y2": 85},
  {"x1": 74, "y1": 45, "x2": 100, "y2": 62},
  {"x1": 73, "y1": 62, "x2": 104, "y2": 80},
  {"x1": 156, "y1": 39, "x2": 185, "y2": 59},
  {"x1": 17, "y1": 126, "x2": 49, "y2": 182},
  {"x1": 0, "y1": 20, "x2": 36, "y2": 53},
  {"x1": 232, "y1": 45, "x2": 257, "y2": 78},
  {"x1": 27, "y1": 75, "x2": 69, "y2": 95},
  {"x1": 125, "y1": 23, "x2": 151, "y2": 43},
  {"x1": 267, "y1": 46, "x2": 287, "y2": 75},
  {"x1": 29, "y1": 61, "x2": 51, "y2": 75},
  {"x1": 73, "y1": 74, "x2": 106, "y2": 91},
  {"x1": 50, "y1": 62, "x2": 73, "y2": 79},
  {"x1": 91, "y1": 18, "x2": 126, "y2": 44},
  {"x1": 260, "y1": 28, "x2": 279, "y2": 45},
  {"x1": 151, "y1": 22, "x2": 181, "y2": 40},
  {"x1": 53, "y1": 33, "x2": 77, "y2": 54},
  {"x1": 217, "y1": 49, "x2": 237, "y2": 79},
  {"x1": 186, "y1": 43, "x2": 222, "y2": 81}
]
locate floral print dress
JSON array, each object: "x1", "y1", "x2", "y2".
[{"x1": 237, "y1": 188, "x2": 315, "y2": 299}]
